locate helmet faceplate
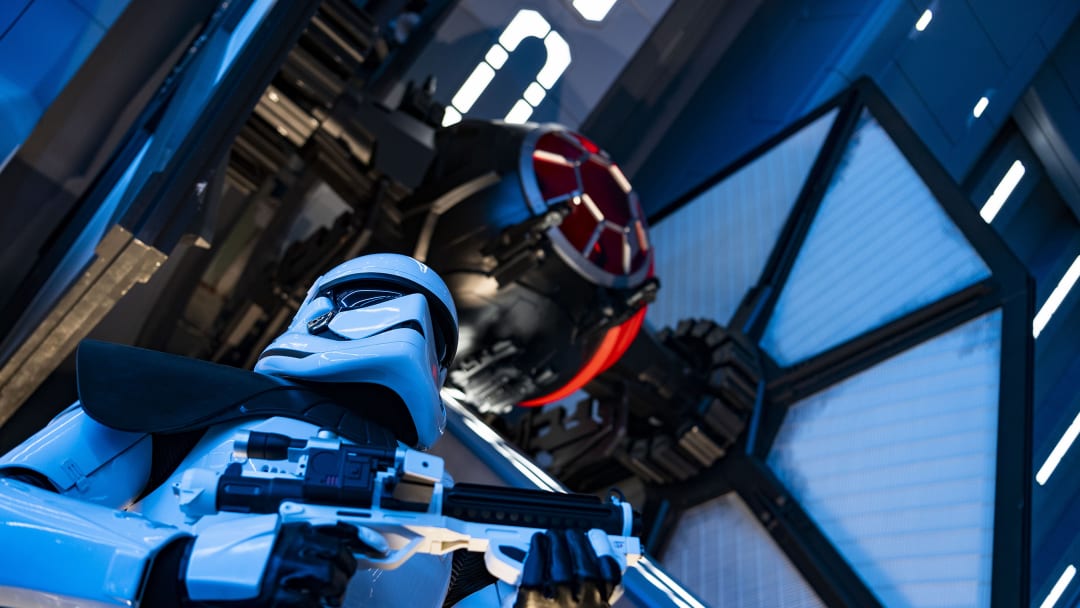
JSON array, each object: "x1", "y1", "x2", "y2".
[{"x1": 255, "y1": 253, "x2": 459, "y2": 449}]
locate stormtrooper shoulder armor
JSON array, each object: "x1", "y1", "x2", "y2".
[{"x1": 0, "y1": 404, "x2": 151, "y2": 508}]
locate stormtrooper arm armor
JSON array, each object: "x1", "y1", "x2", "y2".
[
  {"x1": 0, "y1": 406, "x2": 290, "y2": 607},
  {"x1": 0, "y1": 403, "x2": 153, "y2": 507},
  {"x1": 0, "y1": 404, "x2": 187, "y2": 606},
  {"x1": 0, "y1": 477, "x2": 191, "y2": 607}
]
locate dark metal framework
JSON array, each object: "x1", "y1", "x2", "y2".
[
  {"x1": 0, "y1": 0, "x2": 322, "y2": 349},
  {"x1": 0, "y1": 0, "x2": 325, "y2": 435},
  {"x1": 650, "y1": 79, "x2": 1033, "y2": 608}
]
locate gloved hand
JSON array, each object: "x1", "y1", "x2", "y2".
[
  {"x1": 259, "y1": 522, "x2": 366, "y2": 607},
  {"x1": 513, "y1": 529, "x2": 622, "y2": 608},
  {"x1": 145, "y1": 521, "x2": 385, "y2": 608}
]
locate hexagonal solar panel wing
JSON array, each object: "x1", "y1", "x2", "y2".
[
  {"x1": 759, "y1": 110, "x2": 991, "y2": 366},
  {"x1": 645, "y1": 81, "x2": 1032, "y2": 608}
]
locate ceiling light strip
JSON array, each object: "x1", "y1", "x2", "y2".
[
  {"x1": 973, "y1": 96, "x2": 990, "y2": 118},
  {"x1": 915, "y1": 9, "x2": 933, "y2": 31},
  {"x1": 980, "y1": 160, "x2": 1025, "y2": 223},
  {"x1": 1035, "y1": 409, "x2": 1080, "y2": 486},
  {"x1": 1040, "y1": 564, "x2": 1076, "y2": 608},
  {"x1": 1033, "y1": 253, "x2": 1080, "y2": 338}
]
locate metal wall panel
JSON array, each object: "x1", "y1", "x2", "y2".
[
  {"x1": 662, "y1": 492, "x2": 826, "y2": 608},
  {"x1": 761, "y1": 111, "x2": 991, "y2": 365},
  {"x1": 768, "y1": 310, "x2": 1002, "y2": 608},
  {"x1": 646, "y1": 109, "x2": 838, "y2": 330}
]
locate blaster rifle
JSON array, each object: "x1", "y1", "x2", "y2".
[{"x1": 175, "y1": 430, "x2": 641, "y2": 584}]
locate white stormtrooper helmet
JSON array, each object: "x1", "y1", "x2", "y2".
[{"x1": 255, "y1": 253, "x2": 458, "y2": 449}]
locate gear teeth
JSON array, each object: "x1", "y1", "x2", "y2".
[
  {"x1": 649, "y1": 435, "x2": 696, "y2": 481},
  {"x1": 706, "y1": 400, "x2": 744, "y2": 444},
  {"x1": 620, "y1": 439, "x2": 669, "y2": 484},
  {"x1": 677, "y1": 425, "x2": 725, "y2": 467}
]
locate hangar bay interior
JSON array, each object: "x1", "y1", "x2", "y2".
[{"x1": 0, "y1": 1, "x2": 1079, "y2": 606}]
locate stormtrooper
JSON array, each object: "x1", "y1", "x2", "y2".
[{"x1": 0, "y1": 253, "x2": 627, "y2": 608}]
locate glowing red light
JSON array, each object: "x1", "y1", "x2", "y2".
[
  {"x1": 599, "y1": 306, "x2": 646, "y2": 374},
  {"x1": 570, "y1": 132, "x2": 600, "y2": 154},
  {"x1": 518, "y1": 307, "x2": 648, "y2": 407}
]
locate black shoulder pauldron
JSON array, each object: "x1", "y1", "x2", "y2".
[{"x1": 76, "y1": 340, "x2": 402, "y2": 447}]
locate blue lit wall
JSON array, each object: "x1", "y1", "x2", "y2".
[
  {"x1": 610, "y1": 0, "x2": 1080, "y2": 218},
  {"x1": 0, "y1": 0, "x2": 130, "y2": 164},
  {"x1": 945, "y1": 19, "x2": 1080, "y2": 605},
  {"x1": 1018, "y1": 18, "x2": 1080, "y2": 220}
]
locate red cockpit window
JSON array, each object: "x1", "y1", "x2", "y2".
[
  {"x1": 589, "y1": 227, "x2": 626, "y2": 275},
  {"x1": 537, "y1": 132, "x2": 589, "y2": 163},
  {"x1": 530, "y1": 131, "x2": 650, "y2": 278},
  {"x1": 579, "y1": 157, "x2": 630, "y2": 225},
  {"x1": 534, "y1": 153, "x2": 579, "y2": 202},
  {"x1": 560, "y1": 204, "x2": 599, "y2": 252}
]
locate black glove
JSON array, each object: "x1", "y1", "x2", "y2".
[
  {"x1": 145, "y1": 522, "x2": 371, "y2": 608},
  {"x1": 514, "y1": 529, "x2": 622, "y2": 608},
  {"x1": 261, "y1": 522, "x2": 362, "y2": 607}
]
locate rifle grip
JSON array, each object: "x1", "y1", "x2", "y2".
[{"x1": 484, "y1": 540, "x2": 530, "y2": 585}]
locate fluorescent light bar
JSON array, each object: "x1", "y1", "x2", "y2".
[
  {"x1": 536, "y1": 32, "x2": 572, "y2": 89},
  {"x1": 1036, "y1": 409, "x2": 1080, "y2": 485},
  {"x1": 484, "y1": 44, "x2": 509, "y2": 70},
  {"x1": 980, "y1": 160, "x2": 1025, "y2": 222},
  {"x1": 441, "y1": 106, "x2": 462, "y2": 127},
  {"x1": 572, "y1": 0, "x2": 618, "y2": 22},
  {"x1": 450, "y1": 63, "x2": 496, "y2": 113},
  {"x1": 533, "y1": 149, "x2": 573, "y2": 166},
  {"x1": 580, "y1": 194, "x2": 604, "y2": 221},
  {"x1": 638, "y1": 557, "x2": 707, "y2": 608},
  {"x1": 915, "y1": 9, "x2": 933, "y2": 31},
  {"x1": 610, "y1": 164, "x2": 633, "y2": 194},
  {"x1": 504, "y1": 99, "x2": 534, "y2": 124},
  {"x1": 1040, "y1": 564, "x2": 1076, "y2": 608},
  {"x1": 1033, "y1": 253, "x2": 1080, "y2": 338},
  {"x1": 523, "y1": 82, "x2": 546, "y2": 107},
  {"x1": 973, "y1": 96, "x2": 989, "y2": 118},
  {"x1": 499, "y1": 10, "x2": 550, "y2": 52}
]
